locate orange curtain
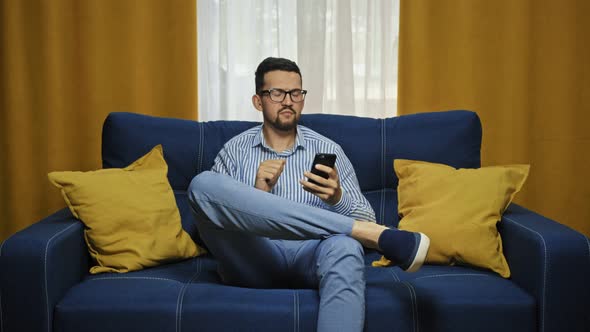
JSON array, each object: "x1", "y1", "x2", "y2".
[
  {"x1": 398, "y1": 0, "x2": 590, "y2": 236},
  {"x1": 0, "y1": 0, "x2": 198, "y2": 242}
]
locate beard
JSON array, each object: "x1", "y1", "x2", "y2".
[{"x1": 264, "y1": 108, "x2": 299, "y2": 132}]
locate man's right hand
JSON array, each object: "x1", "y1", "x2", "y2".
[{"x1": 255, "y1": 159, "x2": 286, "y2": 192}]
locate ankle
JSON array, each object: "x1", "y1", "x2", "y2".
[{"x1": 351, "y1": 220, "x2": 388, "y2": 249}]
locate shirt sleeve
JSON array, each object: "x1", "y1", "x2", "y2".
[
  {"x1": 211, "y1": 145, "x2": 237, "y2": 177},
  {"x1": 329, "y1": 147, "x2": 377, "y2": 223}
]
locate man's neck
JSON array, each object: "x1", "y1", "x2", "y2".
[{"x1": 262, "y1": 124, "x2": 297, "y2": 152}]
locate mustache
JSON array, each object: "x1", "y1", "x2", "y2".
[{"x1": 279, "y1": 107, "x2": 295, "y2": 113}]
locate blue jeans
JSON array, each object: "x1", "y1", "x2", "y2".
[{"x1": 188, "y1": 171, "x2": 366, "y2": 332}]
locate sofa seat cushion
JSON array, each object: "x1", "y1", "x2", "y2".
[
  {"x1": 366, "y1": 265, "x2": 536, "y2": 332},
  {"x1": 55, "y1": 256, "x2": 535, "y2": 332},
  {"x1": 54, "y1": 257, "x2": 218, "y2": 332},
  {"x1": 55, "y1": 256, "x2": 318, "y2": 332}
]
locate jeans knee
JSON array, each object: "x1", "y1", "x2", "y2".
[
  {"x1": 188, "y1": 171, "x2": 219, "y2": 216},
  {"x1": 326, "y1": 235, "x2": 364, "y2": 257},
  {"x1": 190, "y1": 170, "x2": 215, "y2": 190},
  {"x1": 316, "y1": 235, "x2": 365, "y2": 289},
  {"x1": 188, "y1": 171, "x2": 217, "y2": 200},
  {"x1": 318, "y1": 235, "x2": 364, "y2": 269}
]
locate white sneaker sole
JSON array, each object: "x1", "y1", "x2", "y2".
[{"x1": 405, "y1": 233, "x2": 430, "y2": 273}]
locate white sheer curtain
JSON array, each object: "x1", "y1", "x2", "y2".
[{"x1": 197, "y1": 0, "x2": 399, "y2": 121}]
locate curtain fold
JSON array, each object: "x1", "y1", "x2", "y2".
[
  {"x1": 398, "y1": 0, "x2": 590, "y2": 236},
  {"x1": 198, "y1": 0, "x2": 399, "y2": 121},
  {"x1": 0, "y1": 0, "x2": 198, "y2": 242}
]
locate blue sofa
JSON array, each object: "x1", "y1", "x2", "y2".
[{"x1": 1, "y1": 110, "x2": 589, "y2": 332}]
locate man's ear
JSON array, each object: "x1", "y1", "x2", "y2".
[{"x1": 252, "y1": 94, "x2": 263, "y2": 112}]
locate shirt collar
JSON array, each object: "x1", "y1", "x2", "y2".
[{"x1": 252, "y1": 125, "x2": 307, "y2": 152}]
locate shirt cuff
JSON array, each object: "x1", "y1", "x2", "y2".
[{"x1": 330, "y1": 188, "x2": 354, "y2": 216}]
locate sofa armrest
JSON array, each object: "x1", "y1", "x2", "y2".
[
  {"x1": 0, "y1": 208, "x2": 88, "y2": 332},
  {"x1": 499, "y1": 204, "x2": 590, "y2": 332}
]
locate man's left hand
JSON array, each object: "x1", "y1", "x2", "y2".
[{"x1": 300, "y1": 164, "x2": 342, "y2": 205}]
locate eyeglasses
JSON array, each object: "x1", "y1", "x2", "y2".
[{"x1": 259, "y1": 88, "x2": 307, "y2": 103}]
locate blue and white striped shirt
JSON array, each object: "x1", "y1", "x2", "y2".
[{"x1": 211, "y1": 125, "x2": 376, "y2": 222}]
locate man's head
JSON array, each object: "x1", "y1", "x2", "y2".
[
  {"x1": 252, "y1": 57, "x2": 306, "y2": 132},
  {"x1": 255, "y1": 57, "x2": 302, "y2": 94}
]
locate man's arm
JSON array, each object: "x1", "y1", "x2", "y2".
[
  {"x1": 330, "y1": 150, "x2": 376, "y2": 222},
  {"x1": 302, "y1": 147, "x2": 376, "y2": 222},
  {"x1": 212, "y1": 143, "x2": 285, "y2": 193},
  {"x1": 211, "y1": 145, "x2": 237, "y2": 176}
]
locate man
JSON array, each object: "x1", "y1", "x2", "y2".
[{"x1": 188, "y1": 57, "x2": 429, "y2": 332}]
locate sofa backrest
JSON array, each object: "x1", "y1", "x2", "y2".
[{"x1": 102, "y1": 110, "x2": 481, "y2": 226}]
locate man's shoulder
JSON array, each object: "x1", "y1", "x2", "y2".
[{"x1": 223, "y1": 125, "x2": 262, "y2": 148}]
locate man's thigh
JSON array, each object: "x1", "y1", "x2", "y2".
[
  {"x1": 281, "y1": 239, "x2": 322, "y2": 289},
  {"x1": 197, "y1": 220, "x2": 290, "y2": 288}
]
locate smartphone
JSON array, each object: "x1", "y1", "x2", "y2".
[{"x1": 309, "y1": 153, "x2": 337, "y2": 184}]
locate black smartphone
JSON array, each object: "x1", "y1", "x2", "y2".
[{"x1": 309, "y1": 153, "x2": 337, "y2": 184}]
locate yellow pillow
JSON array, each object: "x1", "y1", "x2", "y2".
[
  {"x1": 48, "y1": 145, "x2": 204, "y2": 274},
  {"x1": 373, "y1": 159, "x2": 530, "y2": 278}
]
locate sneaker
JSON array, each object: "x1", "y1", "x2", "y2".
[
  {"x1": 400, "y1": 232, "x2": 430, "y2": 272},
  {"x1": 378, "y1": 229, "x2": 430, "y2": 272}
]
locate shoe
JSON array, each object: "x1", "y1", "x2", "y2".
[
  {"x1": 400, "y1": 232, "x2": 430, "y2": 272},
  {"x1": 378, "y1": 229, "x2": 430, "y2": 272}
]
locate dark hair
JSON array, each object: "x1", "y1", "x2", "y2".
[{"x1": 255, "y1": 57, "x2": 302, "y2": 94}]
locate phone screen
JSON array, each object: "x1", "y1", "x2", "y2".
[{"x1": 309, "y1": 153, "x2": 337, "y2": 184}]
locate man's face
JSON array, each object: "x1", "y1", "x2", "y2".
[{"x1": 254, "y1": 70, "x2": 304, "y2": 132}]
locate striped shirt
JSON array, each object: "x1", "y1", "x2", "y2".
[{"x1": 211, "y1": 124, "x2": 376, "y2": 222}]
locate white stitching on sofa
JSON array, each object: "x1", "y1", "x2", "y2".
[
  {"x1": 387, "y1": 268, "x2": 400, "y2": 282},
  {"x1": 386, "y1": 269, "x2": 424, "y2": 331},
  {"x1": 380, "y1": 119, "x2": 386, "y2": 225},
  {"x1": 402, "y1": 282, "x2": 418, "y2": 332},
  {"x1": 176, "y1": 259, "x2": 201, "y2": 332},
  {"x1": 414, "y1": 273, "x2": 491, "y2": 281},
  {"x1": 293, "y1": 290, "x2": 299, "y2": 332},
  {"x1": 198, "y1": 122, "x2": 204, "y2": 174},
  {"x1": 380, "y1": 189, "x2": 386, "y2": 226},
  {"x1": 409, "y1": 283, "x2": 419, "y2": 332},
  {"x1": 0, "y1": 220, "x2": 77, "y2": 332},
  {"x1": 88, "y1": 276, "x2": 182, "y2": 283},
  {"x1": 503, "y1": 216, "x2": 547, "y2": 332},
  {"x1": 45, "y1": 223, "x2": 79, "y2": 332},
  {"x1": 362, "y1": 189, "x2": 386, "y2": 195}
]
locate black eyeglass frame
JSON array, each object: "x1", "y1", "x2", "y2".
[{"x1": 258, "y1": 88, "x2": 308, "y2": 103}]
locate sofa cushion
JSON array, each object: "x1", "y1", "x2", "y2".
[
  {"x1": 55, "y1": 257, "x2": 535, "y2": 332},
  {"x1": 102, "y1": 111, "x2": 481, "y2": 196},
  {"x1": 102, "y1": 111, "x2": 481, "y2": 230},
  {"x1": 366, "y1": 265, "x2": 536, "y2": 332},
  {"x1": 302, "y1": 110, "x2": 482, "y2": 193},
  {"x1": 386, "y1": 160, "x2": 529, "y2": 277},
  {"x1": 363, "y1": 189, "x2": 398, "y2": 227},
  {"x1": 54, "y1": 258, "x2": 215, "y2": 332},
  {"x1": 48, "y1": 145, "x2": 203, "y2": 274},
  {"x1": 101, "y1": 113, "x2": 257, "y2": 191}
]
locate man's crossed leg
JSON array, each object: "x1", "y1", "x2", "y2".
[{"x1": 188, "y1": 171, "x2": 429, "y2": 332}]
